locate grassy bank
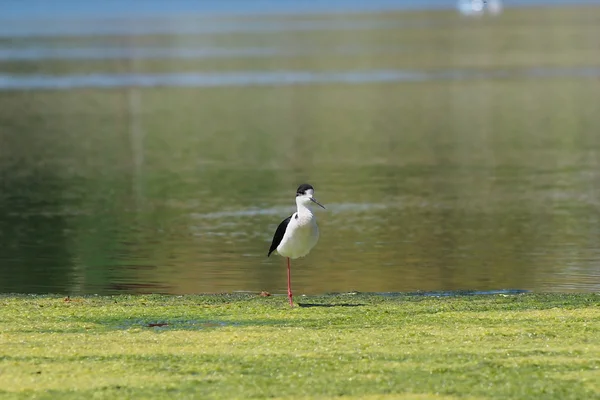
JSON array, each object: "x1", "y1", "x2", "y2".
[{"x1": 1, "y1": 293, "x2": 598, "y2": 399}]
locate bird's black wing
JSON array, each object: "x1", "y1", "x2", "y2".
[{"x1": 268, "y1": 215, "x2": 293, "y2": 257}]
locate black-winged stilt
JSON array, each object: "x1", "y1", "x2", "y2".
[{"x1": 268, "y1": 184, "x2": 325, "y2": 307}]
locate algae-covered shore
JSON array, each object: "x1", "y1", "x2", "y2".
[{"x1": 1, "y1": 293, "x2": 598, "y2": 399}]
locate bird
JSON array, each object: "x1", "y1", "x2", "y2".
[{"x1": 268, "y1": 184, "x2": 325, "y2": 307}]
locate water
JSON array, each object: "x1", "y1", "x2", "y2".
[
  {"x1": 2, "y1": 68, "x2": 600, "y2": 90},
  {"x1": 1, "y1": 3, "x2": 600, "y2": 295},
  {"x1": 2, "y1": 0, "x2": 590, "y2": 19}
]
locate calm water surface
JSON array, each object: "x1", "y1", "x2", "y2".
[{"x1": 1, "y1": 4, "x2": 599, "y2": 295}]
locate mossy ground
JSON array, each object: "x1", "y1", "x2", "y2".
[{"x1": 1, "y1": 293, "x2": 599, "y2": 399}]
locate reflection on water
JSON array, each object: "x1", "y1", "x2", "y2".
[
  {"x1": 0, "y1": 166, "x2": 73, "y2": 293},
  {"x1": 1, "y1": 5, "x2": 600, "y2": 295},
  {"x1": 0, "y1": 45, "x2": 407, "y2": 61},
  {"x1": 1, "y1": 67, "x2": 599, "y2": 90},
  {"x1": 0, "y1": 19, "x2": 427, "y2": 38}
]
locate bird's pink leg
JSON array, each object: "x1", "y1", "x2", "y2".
[{"x1": 287, "y1": 257, "x2": 294, "y2": 307}]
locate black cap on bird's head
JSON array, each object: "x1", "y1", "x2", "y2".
[
  {"x1": 295, "y1": 183, "x2": 325, "y2": 209},
  {"x1": 296, "y1": 184, "x2": 314, "y2": 196}
]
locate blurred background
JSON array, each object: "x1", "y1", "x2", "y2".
[{"x1": 1, "y1": 0, "x2": 599, "y2": 295}]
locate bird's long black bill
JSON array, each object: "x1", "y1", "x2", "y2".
[{"x1": 311, "y1": 198, "x2": 326, "y2": 209}]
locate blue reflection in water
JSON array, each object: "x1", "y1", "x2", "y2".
[
  {"x1": 0, "y1": 45, "x2": 406, "y2": 61},
  {"x1": 1, "y1": 67, "x2": 599, "y2": 90},
  {"x1": 0, "y1": 19, "x2": 431, "y2": 38}
]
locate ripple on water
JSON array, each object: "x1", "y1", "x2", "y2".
[
  {"x1": 1, "y1": 67, "x2": 599, "y2": 90},
  {"x1": 0, "y1": 45, "x2": 408, "y2": 61},
  {"x1": 190, "y1": 202, "x2": 390, "y2": 220}
]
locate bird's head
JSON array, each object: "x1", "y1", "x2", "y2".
[{"x1": 295, "y1": 183, "x2": 325, "y2": 209}]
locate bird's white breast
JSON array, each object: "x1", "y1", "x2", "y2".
[{"x1": 276, "y1": 213, "x2": 319, "y2": 259}]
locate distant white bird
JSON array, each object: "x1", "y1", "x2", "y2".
[
  {"x1": 268, "y1": 184, "x2": 325, "y2": 307},
  {"x1": 457, "y1": 0, "x2": 484, "y2": 16},
  {"x1": 487, "y1": 0, "x2": 503, "y2": 16}
]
